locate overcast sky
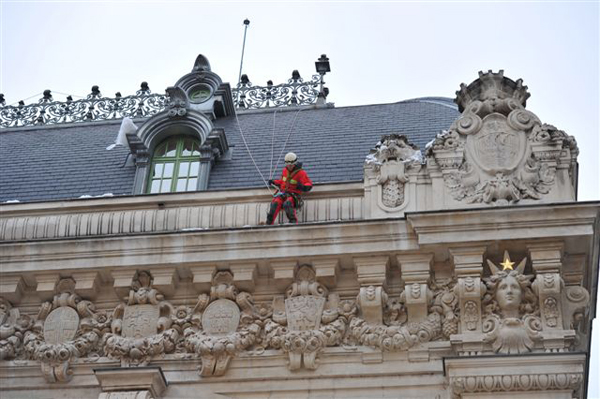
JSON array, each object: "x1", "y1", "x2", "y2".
[{"x1": 1, "y1": 0, "x2": 599, "y2": 396}]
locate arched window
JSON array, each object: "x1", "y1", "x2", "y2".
[{"x1": 147, "y1": 136, "x2": 201, "y2": 193}]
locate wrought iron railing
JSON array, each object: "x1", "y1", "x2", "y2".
[
  {"x1": 1, "y1": 66, "x2": 329, "y2": 128},
  {"x1": 0, "y1": 84, "x2": 168, "y2": 128},
  {"x1": 232, "y1": 71, "x2": 327, "y2": 109}
]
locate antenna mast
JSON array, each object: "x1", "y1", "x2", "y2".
[{"x1": 238, "y1": 19, "x2": 250, "y2": 86}]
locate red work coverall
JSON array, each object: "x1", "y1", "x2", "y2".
[{"x1": 267, "y1": 165, "x2": 313, "y2": 224}]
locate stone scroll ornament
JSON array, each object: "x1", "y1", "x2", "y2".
[
  {"x1": 183, "y1": 271, "x2": 261, "y2": 377},
  {"x1": 427, "y1": 70, "x2": 578, "y2": 205},
  {"x1": 0, "y1": 298, "x2": 33, "y2": 360},
  {"x1": 264, "y1": 265, "x2": 348, "y2": 371},
  {"x1": 104, "y1": 271, "x2": 178, "y2": 366},
  {"x1": 482, "y1": 252, "x2": 542, "y2": 354},
  {"x1": 364, "y1": 134, "x2": 422, "y2": 209},
  {"x1": 23, "y1": 278, "x2": 110, "y2": 382},
  {"x1": 349, "y1": 280, "x2": 457, "y2": 351}
]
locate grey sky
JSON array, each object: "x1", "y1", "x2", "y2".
[{"x1": 1, "y1": 0, "x2": 599, "y2": 396}]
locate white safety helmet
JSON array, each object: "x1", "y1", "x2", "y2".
[{"x1": 284, "y1": 152, "x2": 298, "y2": 164}]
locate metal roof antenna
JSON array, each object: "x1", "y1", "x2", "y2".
[{"x1": 238, "y1": 19, "x2": 251, "y2": 86}]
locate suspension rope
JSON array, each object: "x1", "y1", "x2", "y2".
[
  {"x1": 234, "y1": 111, "x2": 274, "y2": 194},
  {"x1": 8, "y1": 92, "x2": 42, "y2": 106},
  {"x1": 272, "y1": 109, "x2": 302, "y2": 175},
  {"x1": 269, "y1": 109, "x2": 277, "y2": 180}
]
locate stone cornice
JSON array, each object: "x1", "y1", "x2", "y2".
[{"x1": 406, "y1": 202, "x2": 600, "y2": 245}]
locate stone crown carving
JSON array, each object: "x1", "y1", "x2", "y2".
[{"x1": 427, "y1": 70, "x2": 578, "y2": 206}]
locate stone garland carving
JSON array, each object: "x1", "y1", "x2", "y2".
[
  {"x1": 0, "y1": 298, "x2": 32, "y2": 360},
  {"x1": 364, "y1": 134, "x2": 422, "y2": 209},
  {"x1": 349, "y1": 280, "x2": 457, "y2": 351},
  {"x1": 264, "y1": 265, "x2": 349, "y2": 370},
  {"x1": 183, "y1": 271, "x2": 261, "y2": 376},
  {"x1": 104, "y1": 271, "x2": 178, "y2": 366},
  {"x1": 450, "y1": 373, "x2": 583, "y2": 398},
  {"x1": 482, "y1": 255, "x2": 542, "y2": 354},
  {"x1": 23, "y1": 278, "x2": 109, "y2": 382},
  {"x1": 427, "y1": 70, "x2": 578, "y2": 205}
]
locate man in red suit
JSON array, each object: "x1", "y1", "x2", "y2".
[{"x1": 266, "y1": 152, "x2": 313, "y2": 224}]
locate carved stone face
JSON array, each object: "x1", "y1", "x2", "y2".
[{"x1": 496, "y1": 274, "x2": 522, "y2": 316}]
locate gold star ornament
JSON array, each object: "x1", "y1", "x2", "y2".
[{"x1": 500, "y1": 251, "x2": 515, "y2": 270}]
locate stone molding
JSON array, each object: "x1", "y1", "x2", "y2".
[
  {"x1": 445, "y1": 353, "x2": 585, "y2": 398},
  {"x1": 94, "y1": 366, "x2": 167, "y2": 398}
]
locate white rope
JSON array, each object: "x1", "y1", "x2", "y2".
[
  {"x1": 8, "y1": 92, "x2": 42, "y2": 106},
  {"x1": 234, "y1": 111, "x2": 274, "y2": 194},
  {"x1": 269, "y1": 109, "x2": 277, "y2": 180},
  {"x1": 272, "y1": 109, "x2": 302, "y2": 174}
]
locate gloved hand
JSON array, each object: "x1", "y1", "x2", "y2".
[
  {"x1": 296, "y1": 183, "x2": 312, "y2": 192},
  {"x1": 268, "y1": 179, "x2": 276, "y2": 186}
]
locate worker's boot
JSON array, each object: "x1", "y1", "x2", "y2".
[
  {"x1": 283, "y1": 201, "x2": 297, "y2": 224},
  {"x1": 266, "y1": 202, "x2": 279, "y2": 225}
]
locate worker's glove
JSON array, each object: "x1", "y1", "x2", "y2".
[
  {"x1": 268, "y1": 179, "x2": 277, "y2": 187},
  {"x1": 296, "y1": 183, "x2": 312, "y2": 192}
]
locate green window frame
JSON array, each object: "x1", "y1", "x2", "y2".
[{"x1": 147, "y1": 136, "x2": 202, "y2": 194}]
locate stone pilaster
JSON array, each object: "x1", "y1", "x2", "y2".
[
  {"x1": 354, "y1": 255, "x2": 389, "y2": 324},
  {"x1": 528, "y1": 242, "x2": 574, "y2": 351},
  {"x1": 396, "y1": 254, "x2": 433, "y2": 323},
  {"x1": 449, "y1": 247, "x2": 487, "y2": 355}
]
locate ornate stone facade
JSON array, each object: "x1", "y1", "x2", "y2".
[{"x1": 0, "y1": 69, "x2": 596, "y2": 399}]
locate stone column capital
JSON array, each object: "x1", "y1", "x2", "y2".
[
  {"x1": 71, "y1": 271, "x2": 101, "y2": 300},
  {"x1": 190, "y1": 265, "x2": 217, "y2": 293},
  {"x1": 271, "y1": 260, "x2": 297, "y2": 291},
  {"x1": 527, "y1": 242, "x2": 564, "y2": 273},
  {"x1": 229, "y1": 263, "x2": 258, "y2": 292},
  {"x1": 449, "y1": 246, "x2": 487, "y2": 276},
  {"x1": 396, "y1": 253, "x2": 433, "y2": 283},
  {"x1": 354, "y1": 255, "x2": 389, "y2": 287}
]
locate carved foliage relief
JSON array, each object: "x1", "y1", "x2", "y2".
[
  {"x1": 0, "y1": 254, "x2": 591, "y2": 392},
  {"x1": 184, "y1": 271, "x2": 260, "y2": 376},
  {"x1": 264, "y1": 265, "x2": 347, "y2": 370},
  {"x1": 427, "y1": 71, "x2": 578, "y2": 205},
  {"x1": 104, "y1": 271, "x2": 178, "y2": 366},
  {"x1": 23, "y1": 278, "x2": 109, "y2": 382}
]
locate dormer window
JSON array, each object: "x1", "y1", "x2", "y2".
[{"x1": 147, "y1": 136, "x2": 201, "y2": 193}]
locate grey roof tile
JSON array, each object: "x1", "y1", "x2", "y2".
[{"x1": 0, "y1": 99, "x2": 459, "y2": 203}]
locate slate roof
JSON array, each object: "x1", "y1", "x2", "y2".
[{"x1": 0, "y1": 98, "x2": 459, "y2": 203}]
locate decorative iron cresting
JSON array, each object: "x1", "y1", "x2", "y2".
[
  {"x1": 0, "y1": 54, "x2": 331, "y2": 127},
  {"x1": 233, "y1": 70, "x2": 327, "y2": 110},
  {"x1": 0, "y1": 84, "x2": 168, "y2": 128}
]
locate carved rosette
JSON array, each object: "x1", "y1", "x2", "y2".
[
  {"x1": 184, "y1": 271, "x2": 261, "y2": 376},
  {"x1": 0, "y1": 298, "x2": 32, "y2": 360},
  {"x1": 427, "y1": 70, "x2": 578, "y2": 205},
  {"x1": 103, "y1": 271, "x2": 178, "y2": 367},
  {"x1": 23, "y1": 278, "x2": 109, "y2": 382},
  {"x1": 364, "y1": 134, "x2": 422, "y2": 211},
  {"x1": 264, "y1": 265, "x2": 348, "y2": 370}
]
